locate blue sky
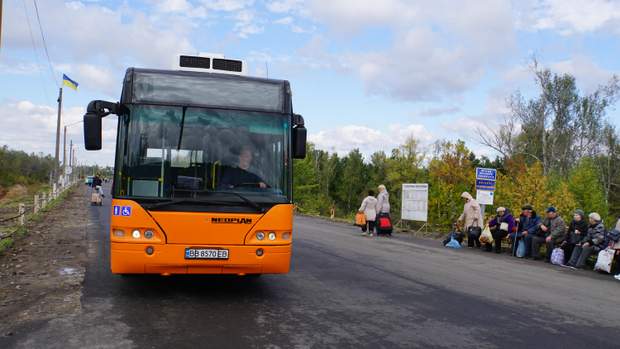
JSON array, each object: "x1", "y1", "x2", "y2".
[{"x1": 1, "y1": 0, "x2": 620, "y2": 166}]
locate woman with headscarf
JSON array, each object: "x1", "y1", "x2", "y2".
[
  {"x1": 375, "y1": 184, "x2": 392, "y2": 236},
  {"x1": 358, "y1": 190, "x2": 378, "y2": 237},
  {"x1": 561, "y1": 210, "x2": 588, "y2": 265},
  {"x1": 458, "y1": 192, "x2": 483, "y2": 248}
]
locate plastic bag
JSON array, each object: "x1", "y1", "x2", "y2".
[
  {"x1": 355, "y1": 212, "x2": 366, "y2": 226},
  {"x1": 550, "y1": 247, "x2": 564, "y2": 265},
  {"x1": 516, "y1": 239, "x2": 526, "y2": 258},
  {"x1": 594, "y1": 248, "x2": 615, "y2": 273},
  {"x1": 480, "y1": 226, "x2": 494, "y2": 244},
  {"x1": 445, "y1": 237, "x2": 462, "y2": 249}
]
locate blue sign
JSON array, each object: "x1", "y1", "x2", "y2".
[
  {"x1": 121, "y1": 206, "x2": 132, "y2": 216},
  {"x1": 476, "y1": 168, "x2": 496, "y2": 191},
  {"x1": 476, "y1": 180, "x2": 496, "y2": 190},
  {"x1": 476, "y1": 168, "x2": 497, "y2": 181},
  {"x1": 113, "y1": 205, "x2": 132, "y2": 216}
]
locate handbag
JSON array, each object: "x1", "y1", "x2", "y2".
[
  {"x1": 355, "y1": 212, "x2": 366, "y2": 226},
  {"x1": 594, "y1": 248, "x2": 615, "y2": 273},
  {"x1": 550, "y1": 248, "x2": 564, "y2": 265},
  {"x1": 445, "y1": 237, "x2": 462, "y2": 249},
  {"x1": 500, "y1": 222, "x2": 509, "y2": 231},
  {"x1": 516, "y1": 240, "x2": 526, "y2": 258},
  {"x1": 467, "y1": 226, "x2": 482, "y2": 238},
  {"x1": 480, "y1": 226, "x2": 494, "y2": 244}
]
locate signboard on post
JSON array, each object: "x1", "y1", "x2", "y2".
[
  {"x1": 476, "y1": 189, "x2": 494, "y2": 205},
  {"x1": 401, "y1": 183, "x2": 428, "y2": 222},
  {"x1": 475, "y1": 168, "x2": 497, "y2": 216}
]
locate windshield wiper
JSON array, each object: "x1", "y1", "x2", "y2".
[
  {"x1": 208, "y1": 191, "x2": 264, "y2": 213},
  {"x1": 142, "y1": 192, "x2": 264, "y2": 212}
]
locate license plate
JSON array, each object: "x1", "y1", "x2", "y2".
[{"x1": 185, "y1": 248, "x2": 229, "y2": 260}]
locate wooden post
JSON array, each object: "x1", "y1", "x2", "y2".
[
  {"x1": 18, "y1": 203, "x2": 25, "y2": 225},
  {"x1": 34, "y1": 194, "x2": 40, "y2": 214}
]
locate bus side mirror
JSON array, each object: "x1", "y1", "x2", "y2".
[
  {"x1": 292, "y1": 113, "x2": 306, "y2": 159},
  {"x1": 84, "y1": 112, "x2": 102, "y2": 150},
  {"x1": 83, "y1": 100, "x2": 121, "y2": 151},
  {"x1": 293, "y1": 126, "x2": 307, "y2": 159}
]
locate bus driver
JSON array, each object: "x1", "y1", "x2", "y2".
[{"x1": 219, "y1": 146, "x2": 267, "y2": 189}]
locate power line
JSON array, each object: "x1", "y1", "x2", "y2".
[
  {"x1": 21, "y1": 0, "x2": 52, "y2": 104},
  {"x1": 31, "y1": 0, "x2": 59, "y2": 88}
]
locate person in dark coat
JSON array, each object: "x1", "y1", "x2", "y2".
[
  {"x1": 508, "y1": 205, "x2": 541, "y2": 257},
  {"x1": 567, "y1": 212, "x2": 607, "y2": 269},
  {"x1": 560, "y1": 210, "x2": 588, "y2": 265},
  {"x1": 486, "y1": 207, "x2": 515, "y2": 253}
]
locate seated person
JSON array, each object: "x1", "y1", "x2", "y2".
[
  {"x1": 218, "y1": 146, "x2": 267, "y2": 189},
  {"x1": 486, "y1": 207, "x2": 515, "y2": 253},
  {"x1": 566, "y1": 212, "x2": 606, "y2": 269},
  {"x1": 532, "y1": 207, "x2": 566, "y2": 261},
  {"x1": 508, "y1": 205, "x2": 541, "y2": 257}
]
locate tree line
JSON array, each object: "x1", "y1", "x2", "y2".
[
  {"x1": 0, "y1": 146, "x2": 55, "y2": 188},
  {"x1": 293, "y1": 62, "x2": 620, "y2": 230}
]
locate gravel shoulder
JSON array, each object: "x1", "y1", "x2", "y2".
[{"x1": 0, "y1": 186, "x2": 90, "y2": 337}]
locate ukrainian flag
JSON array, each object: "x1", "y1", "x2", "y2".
[{"x1": 62, "y1": 74, "x2": 79, "y2": 91}]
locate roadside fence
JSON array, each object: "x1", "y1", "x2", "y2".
[{"x1": 0, "y1": 179, "x2": 80, "y2": 243}]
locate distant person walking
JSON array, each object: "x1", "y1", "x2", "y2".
[
  {"x1": 458, "y1": 192, "x2": 483, "y2": 248},
  {"x1": 375, "y1": 184, "x2": 392, "y2": 236},
  {"x1": 358, "y1": 190, "x2": 378, "y2": 236},
  {"x1": 92, "y1": 173, "x2": 104, "y2": 197}
]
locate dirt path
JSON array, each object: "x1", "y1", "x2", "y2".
[{"x1": 0, "y1": 186, "x2": 90, "y2": 337}]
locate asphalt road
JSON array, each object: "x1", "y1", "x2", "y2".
[{"x1": 5, "y1": 189, "x2": 620, "y2": 348}]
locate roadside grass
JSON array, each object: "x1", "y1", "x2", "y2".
[{"x1": 0, "y1": 186, "x2": 75, "y2": 256}]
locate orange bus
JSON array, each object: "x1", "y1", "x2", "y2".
[{"x1": 83, "y1": 55, "x2": 306, "y2": 276}]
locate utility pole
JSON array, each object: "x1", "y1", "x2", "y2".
[
  {"x1": 0, "y1": 0, "x2": 4, "y2": 51},
  {"x1": 54, "y1": 87, "x2": 63, "y2": 182},
  {"x1": 63, "y1": 125, "x2": 67, "y2": 175}
]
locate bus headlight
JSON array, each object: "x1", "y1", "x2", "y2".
[
  {"x1": 132, "y1": 230, "x2": 141, "y2": 239},
  {"x1": 282, "y1": 232, "x2": 291, "y2": 240},
  {"x1": 256, "y1": 232, "x2": 265, "y2": 240},
  {"x1": 144, "y1": 230, "x2": 154, "y2": 239},
  {"x1": 113, "y1": 230, "x2": 125, "y2": 237},
  {"x1": 268, "y1": 232, "x2": 276, "y2": 241}
]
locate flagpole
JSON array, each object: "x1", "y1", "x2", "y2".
[{"x1": 54, "y1": 87, "x2": 63, "y2": 182}]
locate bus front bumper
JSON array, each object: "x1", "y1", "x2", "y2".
[{"x1": 110, "y1": 242, "x2": 291, "y2": 275}]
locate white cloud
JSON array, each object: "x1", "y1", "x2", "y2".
[
  {"x1": 267, "y1": 0, "x2": 305, "y2": 14},
  {"x1": 550, "y1": 56, "x2": 617, "y2": 93},
  {"x1": 201, "y1": 0, "x2": 254, "y2": 12},
  {"x1": 309, "y1": 123, "x2": 432, "y2": 156},
  {"x1": 5, "y1": 0, "x2": 195, "y2": 70},
  {"x1": 234, "y1": 10, "x2": 264, "y2": 38},
  {"x1": 0, "y1": 99, "x2": 116, "y2": 166},
  {"x1": 297, "y1": 0, "x2": 516, "y2": 102},
  {"x1": 526, "y1": 0, "x2": 620, "y2": 35}
]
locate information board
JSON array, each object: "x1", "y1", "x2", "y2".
[
  {"x1": 475, "y1": 167, "x2": 497, "y2": 190},
  {"x1": 401, "y1": 183, "x2": 428, "y2": 222}
]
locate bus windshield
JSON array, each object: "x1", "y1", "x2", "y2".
[{"x1": 113, "y1": 104, "x2": 290, "y2": 206}]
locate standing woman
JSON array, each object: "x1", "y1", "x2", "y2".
[
  {"x1": 358, "y1": 190, "x2": 378, "y2": 236},
  {"x1": 458, "y1": 192, "x2": 483, "y2": 248},
  {"x1": 376, "y1": 184, "x2": 392, "y2": 236}
]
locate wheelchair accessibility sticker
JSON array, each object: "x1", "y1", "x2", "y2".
[{"x1": 113, "y1": 206, "x2": 132, "y2": 216}]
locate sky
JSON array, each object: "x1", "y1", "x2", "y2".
[{"x1": 1, "y1": 0, "x2": 620, "y2": 166}]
